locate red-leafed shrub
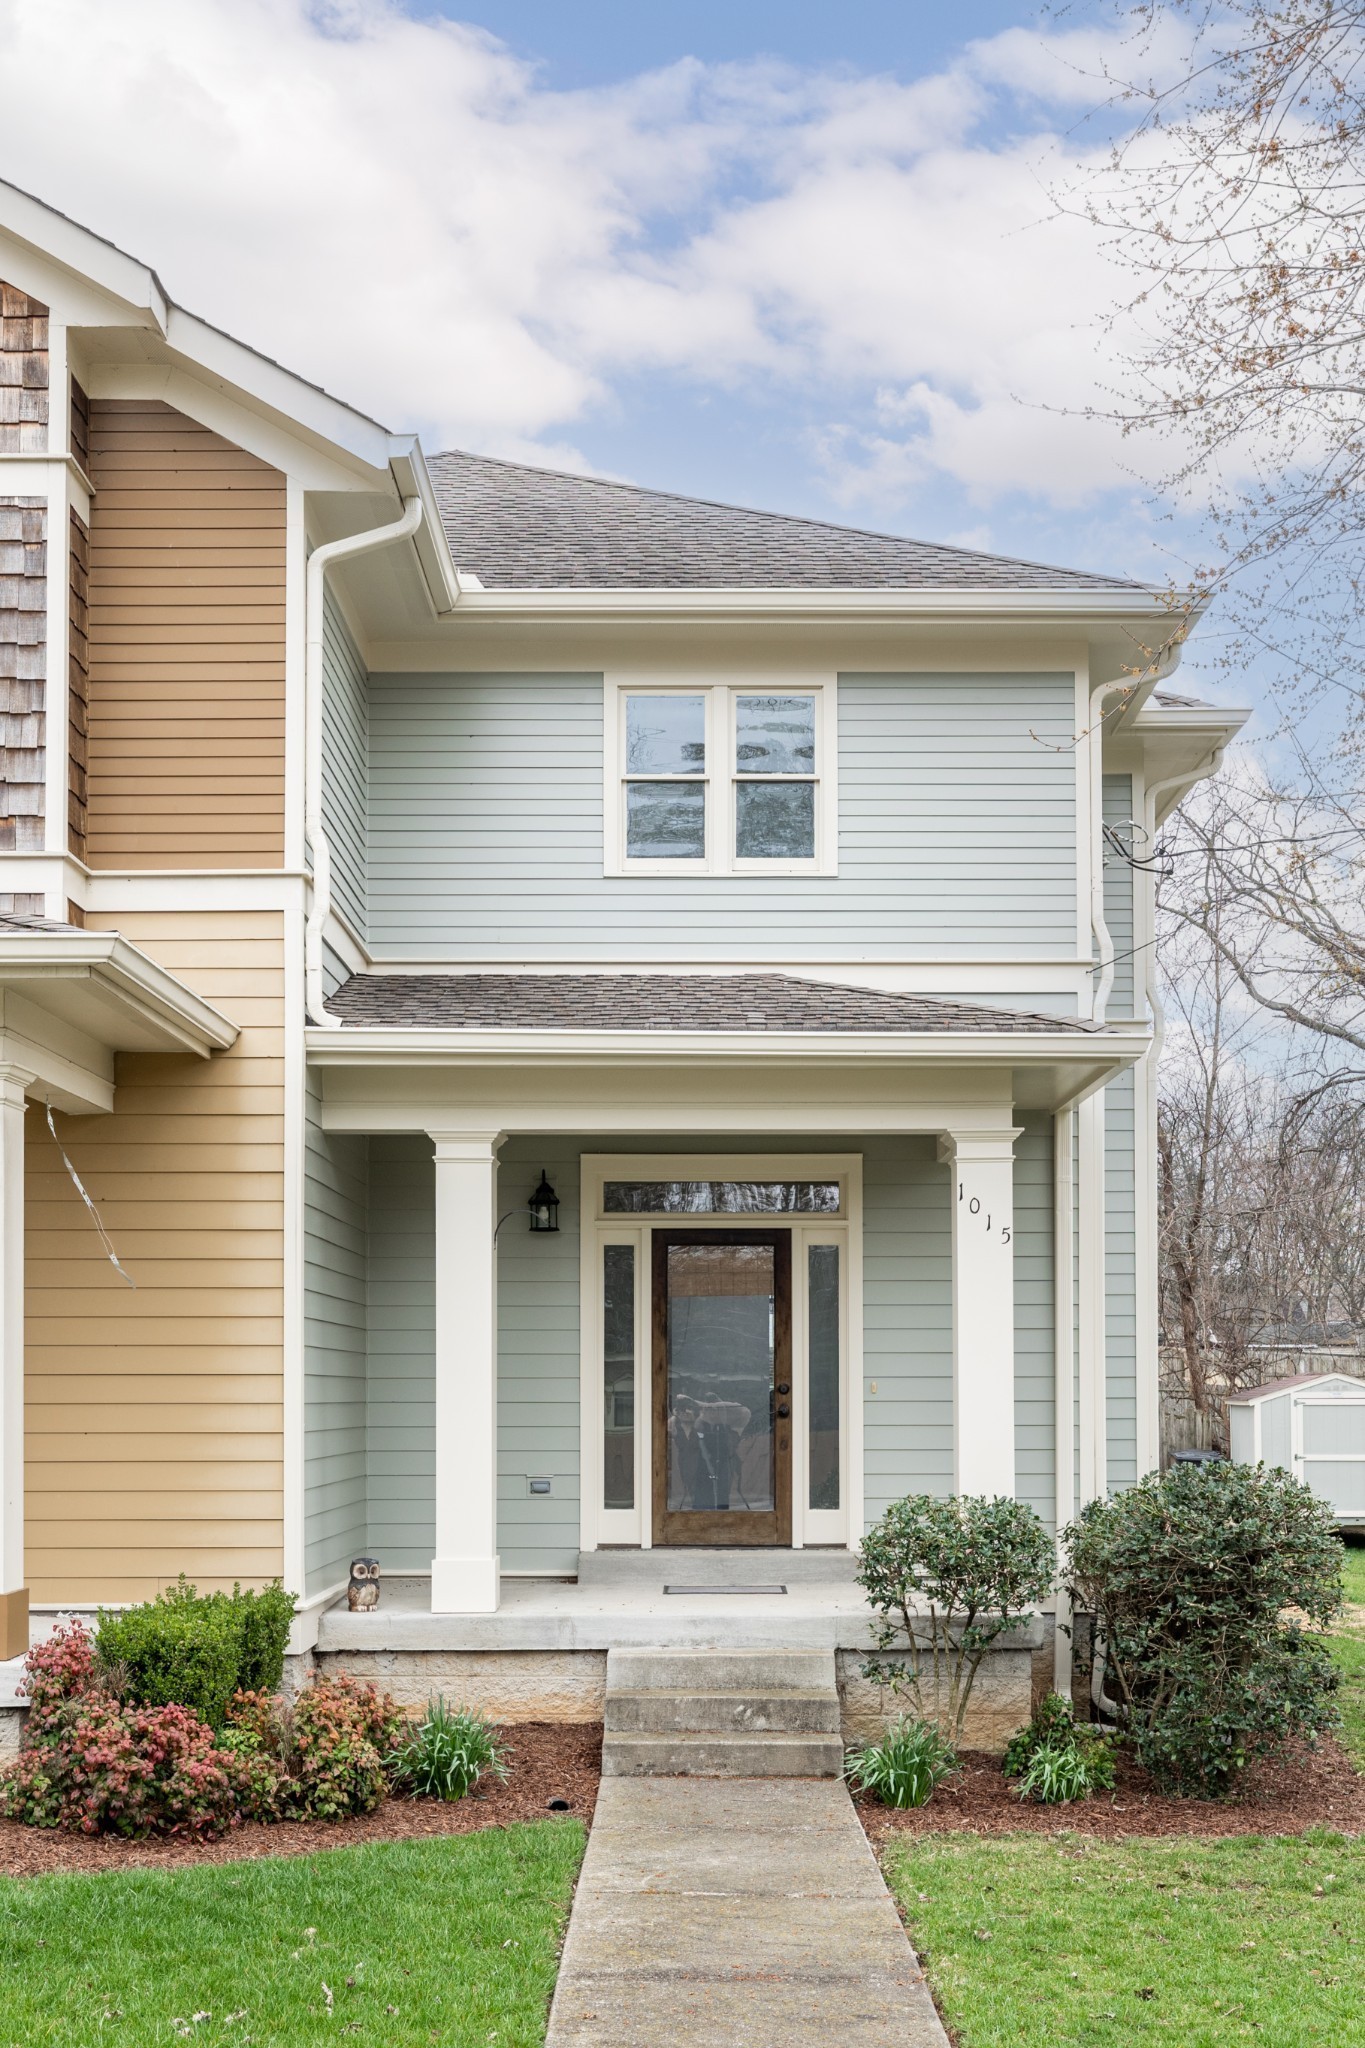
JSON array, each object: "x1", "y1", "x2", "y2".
[
  {"x1": 1, "y1": 1618, "x2": 244, "y2": 1838},
  {"x1": 228, "y1": 1673, "x2": 404, "y2": 1820}
]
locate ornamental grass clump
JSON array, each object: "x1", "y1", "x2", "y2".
[
  {"x1": 1066, "y1": 1461, "x2": 1342, "y2": 1799},
  {"x1": 857, "y1": 1493, "x2": 1055, "y2": 1744},
  {"x1": 388, "y1": 1696, "x2": 508, "y2": 1802},
  {"x1": 844, "y1": 1716, "x2": 958, "y2": 1808},
  {"x1": 1002, "y1": 1692, "x2": 1117, "y2": 1804}
]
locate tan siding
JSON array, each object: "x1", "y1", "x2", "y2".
[
  {"x1": 84, "y1": 400, "x2": 286, "y2": 868},
  {"x1": 24, "y1": 909, "x2": 285, "y2": 1603}
]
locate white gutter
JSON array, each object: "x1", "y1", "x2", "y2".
[
  {"x1": 305, "y1": 497, "x2": 426, "y2": 1026},
  {"x1": 1053, "y1": 1100, "x2": 1076, "y2": 1692},
  {"x1": 1088, "y1": 679, "x2": 1131, "y2": 1023}
]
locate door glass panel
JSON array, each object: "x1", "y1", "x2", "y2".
[
  {"x1": 808, "y1": 1243, "x2": 840, "y2": 1510},
  {"x1": 735, "y1": 780, "x2": 815, "y2": 859},
  {"x1": 602, "y1": 1245, "x2": 635, "y2": 1510},
  {"x1": 666, "y1": 1241, "x2": 775, "y2": 1515}
]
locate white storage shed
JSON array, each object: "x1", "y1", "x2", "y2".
[{"x1": 1228, "y1": 1373, "x2": 1365, "y2": 1526}]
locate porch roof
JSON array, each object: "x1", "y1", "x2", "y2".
[{"x1": 322, "y1": 972, "x2": 1100, "y2": 1036}]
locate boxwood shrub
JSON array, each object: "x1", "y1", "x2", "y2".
[{"x1": 96, "y1": 1578, "x2": 296, "y2": 1731}]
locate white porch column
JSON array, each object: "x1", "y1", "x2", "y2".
[
  {"x1": 430, "y1": 1130, "x2": 504, "y2": 1613},
  {"x1": 0, "y1": 1067, "x2": 31, "y2": 1658},
  {"x1": 938, "y1": 1127, "x2": 1022, "y2": 1497}
]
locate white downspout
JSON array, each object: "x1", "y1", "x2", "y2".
[
  {"x1": 1088, "y1": 680, "x2": 1128, "y2": 1024},
  {"x1": 1053, "y1": 1101, "x2": 1076, "y2": 1695},
  {"x1": 305, "y1": 497, "x2": 424, "y2": 1026}
]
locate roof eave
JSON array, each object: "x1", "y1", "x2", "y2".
[
  {"x1": 435, "y1": 586, "x2": 1172, "y2": 626},
  {"x1": 306, "y1": 1024, "x2": 1146, "y2": 1065}
]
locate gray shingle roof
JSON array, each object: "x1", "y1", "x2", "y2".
[
  {"x1": 429, "y1": 451, "x2": 1149, "y2": 594},
  {"x1": 324, "y1": 972, "x2": 1096, "y2": 1035},
  {"x1": 0, "y1": 911, "x2": 82, "y2": 934}
]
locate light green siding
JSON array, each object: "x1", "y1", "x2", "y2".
[
  {"x1": 303, "y1": 1083, "x2": 368, "y2": 1596},
  {"x1": 1013, "y1": 1113, "x2": 1057, "y2": 1530},
  {"x1": 365, "y1": 672, "x2": 1078, "y2": 961},
  {"x1": 367, "y1": 1136, "x2": 435, "y2": 1567},
  {"x1": 321, "y1": 592, "x2": 368, "y2": 941},
  {"x1": 327, "y1": 1130, "x2": 1058, "y2": 1575},
  {"x1": 1103, "y1": 773, "x2": 1139, "y2": 1486}
]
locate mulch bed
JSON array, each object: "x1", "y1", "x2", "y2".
[
  {"x1": 0, "y1": 1722, "x2": 601, "y2": 1879},
  {"x1": 857, "y1": 1733, "x2": 1365, "y2": 1844}
]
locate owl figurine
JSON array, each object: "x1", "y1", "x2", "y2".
[{"x1": 347, "y1": 1557, "x2": 381, "y2": 1611}]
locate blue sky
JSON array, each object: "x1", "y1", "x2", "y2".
[{"x1": 0, "y1": 1, "x2": 1248, "y2": 710}]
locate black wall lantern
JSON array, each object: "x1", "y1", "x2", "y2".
[{"x1": 528, "y1": 1170, "x2": 560, "y2": 1233}]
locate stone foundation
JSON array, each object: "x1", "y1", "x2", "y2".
[
  {"x1": 836, "y1": 1646, "x2": 1033, "y2": 1752},
  {"x1": 0, "y1": 1705, "x2": 23, "y2": 1757},
  {"x1": 314, "y1": 1648, "x2": 610, "y2": 1723}
]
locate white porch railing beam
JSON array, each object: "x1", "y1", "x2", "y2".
[
  {"x1": 430, "y1": 1129, "x2": 505, "y2": 1614},
  {"x1": 938, "y1": 1127, "x2": 1021, "y2": 1497}
]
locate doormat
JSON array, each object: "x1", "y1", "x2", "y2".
[{"x1": 663, "y1": 1584, "x2": 788, "y2": 1595}]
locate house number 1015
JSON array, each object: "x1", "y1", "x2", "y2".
[{"x1": 959, "y1": 1183, "x2": 1011, "y2": 1243}]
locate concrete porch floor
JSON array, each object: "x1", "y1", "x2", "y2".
[{"x1": 316, "y1": 1550, "x2": 880, "y2": 1655}]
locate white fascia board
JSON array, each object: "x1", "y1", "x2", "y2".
[
  {"x1": 441, "y1": 588, "x2": 1172, "y2": 626},
  {"x1": 0, "y1": 180, "x2": 169, "y2": 328},
  {"x1": 0, "y1": 934, "x2": 238, "y2": 1054},
  {"x1": 387, "y1": 439, "x2": 463, "y2": 614},
  {"x1": 305, "y1": 1024, "x2": 1147, "y2": 1069}
]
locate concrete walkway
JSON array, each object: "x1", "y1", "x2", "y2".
[{"x1": 545, "y1": 1778, "x2": 949, "y2": 2047}]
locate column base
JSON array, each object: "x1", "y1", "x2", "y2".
[
  {"x1": 0, "y1": 1586, "x2": 28, "y2": 1662},
  {"x1": 431, "y1": 1556, "x2": 501, "y2": 1614}
]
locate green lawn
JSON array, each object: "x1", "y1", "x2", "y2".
[
  {"x1": 1340, "y1": 1535, "x2": 1365, "y2": 1611},
  {"x1": 0, "y1": 1822, "x2": 584, "y2": 2048},
  {"x1": 885, "y1": 1831, "x2": 1365, "y2": 2048}
]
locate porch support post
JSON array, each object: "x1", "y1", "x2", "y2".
[
  {"x1": 0, "y1": 1067, "x2": 31, "y2": 1659},
  {"x1": 429, "y1": 1130, "x2": 504, "y2": 1614},
  {"x1": 938, "y1": 1127, "x2": 1022, "y2": 1497}
]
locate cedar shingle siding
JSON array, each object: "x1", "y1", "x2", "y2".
[
  {"x1": 0, "y1": 493, "x2": 46, "y2": 861},
  {"x1": 0, "y1": 280, "x2": 48, "y2": 455}
]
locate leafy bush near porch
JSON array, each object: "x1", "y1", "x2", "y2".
[
  {"x1": 1066, "y1": 1461, "x2": 1342, "y2": 1798},
  {"x1": 1002, "y1": 1692, "x2": 1117, "y2": 1803},
  {"x1": 857, "y1": 1493, "x2": 1054, "y2": 1744},
  {"x1": 0, "y1": 1622, "x2": 409, "y2": 1835},
  {"x1": 0, "y1": 1621, "x2": 244, "y2": 1838},
  {"x1": 96, "y1": 1577, "x2": 297, "y2": 1732},
  {"x1": 844, "y1": 1716, "x2": 958, "y2": 1808},
  {"x1": 225, "y1": 1673, "x2": 407, "y2": 1820}
]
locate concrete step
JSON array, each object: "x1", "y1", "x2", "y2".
[
  {"x1": 601, "y1": 1730, "x2": 845, "y2": 1778},
  {"x1": 606, "y1": 1686, "x2": 842, "y2": 1735},
  {"x1": 607, "y1": 1646, "x2": 837, "y2": 1693},
  {"x1": 578, "y1": 1546, "x2": 860, "y2": 1590}
]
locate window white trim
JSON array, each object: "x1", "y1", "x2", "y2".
[
  {"x1": 578, "y1": 1152, "x2": 862, "y2": 1552},
  {"x1": 603, "y1": 674, "x2": 838, "y2": 877}
]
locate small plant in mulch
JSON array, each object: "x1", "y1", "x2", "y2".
[
  {"x1": 1001, "y1": 1692, "x2": 1117, "y2": 1804},
  {"x1": 857, "y1": 1492, "x2": 1055, "y2": 1745},
  {"x1": 224, "y1": 1674, "x2": 407, "y2": 1820},
  {"x1": 387, "y1": 1696, "x2": 508, "y2": 1802},
  {"x1": 845, "y1": 1716, "x2": 959, "y2": 1809},
  {"x1": 1067, "y1": 1462, "x2": 1343, "y2": 1800}
]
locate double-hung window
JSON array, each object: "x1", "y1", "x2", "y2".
[{"x1": 606, "y1": 678, "x2": 835, "y2": 874}]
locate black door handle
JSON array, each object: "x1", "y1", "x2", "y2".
[{"x1": 776, "y1": 1403, "x2": 791, "y2": 1419}]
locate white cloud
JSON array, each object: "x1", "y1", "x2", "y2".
[{"x1": 0, "y1": 0, "x2": 1178, "y2": 509}]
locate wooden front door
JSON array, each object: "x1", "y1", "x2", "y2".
[{"x1": 652, "y1": 1229, "x2": 792, "y2": 1546}]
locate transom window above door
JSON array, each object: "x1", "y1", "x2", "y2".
[{"x1": 604, "y1": 678, "x2": 836, "y2": 875}]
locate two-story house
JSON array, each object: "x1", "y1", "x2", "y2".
[{"x1": 0, "y1": 181, "x2": 1246, "y2": 1737}]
